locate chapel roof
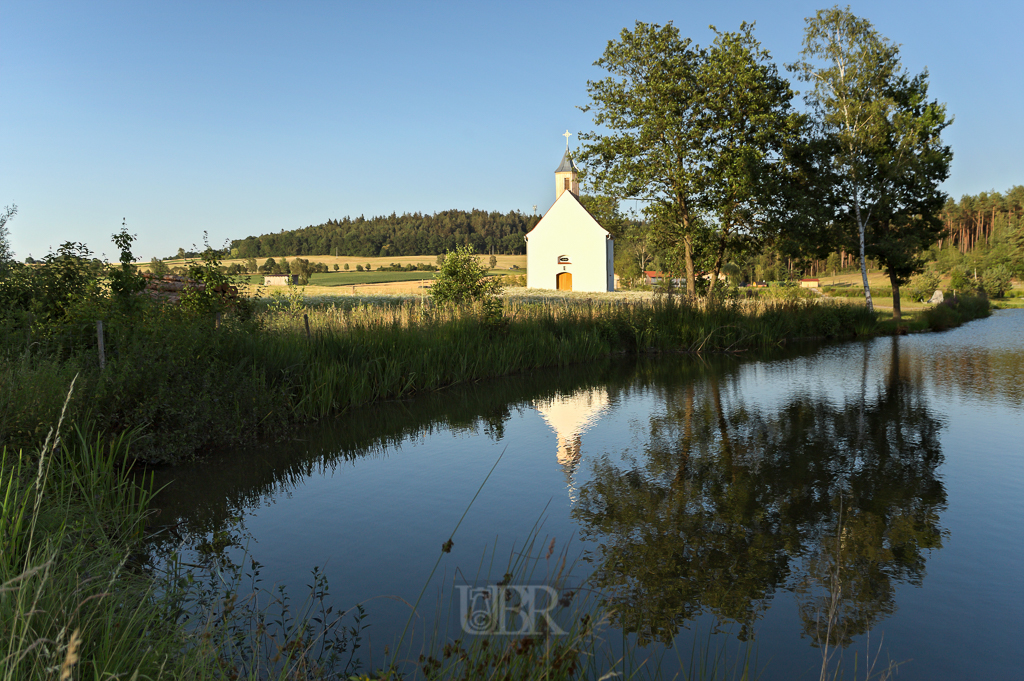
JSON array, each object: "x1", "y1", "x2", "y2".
[{"x1": 554, "y1": 150, "x2": 577, "y2": 174}]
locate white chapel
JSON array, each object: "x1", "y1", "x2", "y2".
[{"x1": 525, "y1": 144, "x2": 614, "y2": 292}]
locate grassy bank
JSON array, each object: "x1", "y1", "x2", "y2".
[
  {"x1": 1, "y1": 404, "x2": 386, "y2": 679},
  {"x1": 1, "y1": 292, "x2": 990, "y2": 465},
  {"x1": 1, "y1": 400, "x2": 182, "y2": 680}
]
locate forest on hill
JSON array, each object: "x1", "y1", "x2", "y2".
[
  {"x1": 227, "y1": 209, "x2": 538, "y2": 260},
  {"x1": 938, "y1": 186, "x2": 1024, "y2": 253}
]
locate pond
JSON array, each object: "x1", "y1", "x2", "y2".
[{"x1": 150, "y1": 310, "x2": 1024, "y2": 680}]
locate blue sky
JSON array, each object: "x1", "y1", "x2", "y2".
[{"x1": 2, "y1": 0, "x2": 1021, "y2": 261}]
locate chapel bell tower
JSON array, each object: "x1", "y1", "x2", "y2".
[{"x1": 555, "y1": 130, "x2": 579, "y2": 199}]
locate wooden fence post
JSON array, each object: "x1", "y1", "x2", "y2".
[
  {"x1": 303, "y1": 313, "x2": 311, "y2": 340},
  {"x1": 96, "y1": 320, "x2": 106, "y2": 369}
]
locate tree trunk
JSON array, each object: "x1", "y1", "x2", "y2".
[
  {"x1": 671, "y1": 384, "x2": 695, "y2": 493},
  {"x1": 853, "y1": 188, "x2": 874, "y2": 312},
  {"x1": 710, "y1": 375, "x2": 737, "y2": 478},
  {"x1": 889, "y1": 269, "x2": 902, "y2": 322},
  {"x1": 684, "y1": 235, "x2": 695, "y2": 297},
  {"x1": 708, "y1": 239, "x2": 727, "y2": 301},
  {"x1": 678, "y1": 200, "x2": 697, "y2": 296}
]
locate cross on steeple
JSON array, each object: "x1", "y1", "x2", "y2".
[{"x1": 563, "y1": 129, "x2": 571, "y2": 149}]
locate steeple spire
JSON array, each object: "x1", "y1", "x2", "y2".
[{"x1": 554, "y1": 146, "x2": 579, "y2": 200}]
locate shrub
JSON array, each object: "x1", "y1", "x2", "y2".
[
  {"x1": 430, "y1": 245, "x2": 504, "y2": 306},
  {"x1": 982, "y1": 266, "x2": 1013, "y2": 298},
  {"x1": 824, "y1": 286, "x2": 893, "y2": 299},
  {"x1": 923, "y1": 294, "x2": 990, "y2": 331},
  {"x1": 149, "y1": 257, "x2": 170, "y2": 277},
  {"x1": 0, "y1": 241, "x2": 105, "y2": 326},
  {"x1": 290, "y1": 257, "x2": 316, "y2": 285},
  {"x1": 180, "y1": 246, "x2": 236, "y2": 315},
  {"x1": 907, "y1": 270, "x2": 942, "y2": 302},
  {"x1": 923, "y1": 302, "x2": 958, "y2": 330},
  {"x1": 763, "y1": 285, "x2": 818, "y2": 301},
  {"x1": 949, "y1": 267, "x2": 970, "y2": 292},
  {"x1": 0, "y1": 204, "x2": 15, "y2": 269}
]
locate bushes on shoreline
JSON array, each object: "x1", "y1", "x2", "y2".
[
  {"x1": 824, "y1": 286, "x2": 895, "y2": 298},
  {"x1": 922, "y1": 294, "x2": 992, "y2": 331},
  {"x1": 3, "y1": 295, "x2": 889, "y2": 464},
  {"x1": 3, "y1": 289, "x2": 994, "y2": 464}
]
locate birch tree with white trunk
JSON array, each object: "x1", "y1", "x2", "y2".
[{"x1": 790, "y1": 8, "x2": 905, "y2": 313}]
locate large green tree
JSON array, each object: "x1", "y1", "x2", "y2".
[
  {"x1": 580, "y1": 195, "x2": 654, "y2": 284},
  {"x1": 866, "y1": 71, "x2": 952, "y2": 318},
  {"x1": 692, "y1": 25, "x2": 805, "y2": 291},
  {"x1": 579, "y1": 22, "x2": 801, "y2": 295},
  {"x1": 791, "y1": 7, "x2": 952, "y2": 318},
  {"x1": 578, "y1": 22, "x2": 702, "y2": 293}
]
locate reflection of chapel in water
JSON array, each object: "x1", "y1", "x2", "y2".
[{"x1": 533, "y1": 388, "x2": 609, "y2": 497}]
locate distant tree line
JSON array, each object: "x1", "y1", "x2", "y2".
[
  {"x1": 938, "y1": 186, "x2": 1024, "y2": 254},
  {"x1": 228, "y1": 209, "x2": 538, "y2": 260}
]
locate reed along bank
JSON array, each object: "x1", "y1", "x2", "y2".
[{"x1": 0, "y1": 292, "x2": 990, "y2": 465}]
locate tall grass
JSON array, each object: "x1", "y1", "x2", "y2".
[
  {"x1": 2, "y1": 296, "x2": 887, "y2": 463},
  {"x1": 1, "y1": 384, "x2": 372, "y2": 680},
  {"x1": 5, "y1": 289, "x2": 989, "y2": 465},
  {"x1": 265, "y1": 296, "x2": 879, "y2": 422},
  {"x1": 0, "y1": 384, "x2": 181, "y2": 680}
]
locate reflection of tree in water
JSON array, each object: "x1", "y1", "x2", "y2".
[
  {"x1": 573, "y1": 337, "x2": 947, "y2": 648},
  {"x1": 923, "y1": 346, "x2": 1024, "y2": 407}
]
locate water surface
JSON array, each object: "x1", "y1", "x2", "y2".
[{"x1": 152, "y1": 310, "x2": 1024, "y2": 679}]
